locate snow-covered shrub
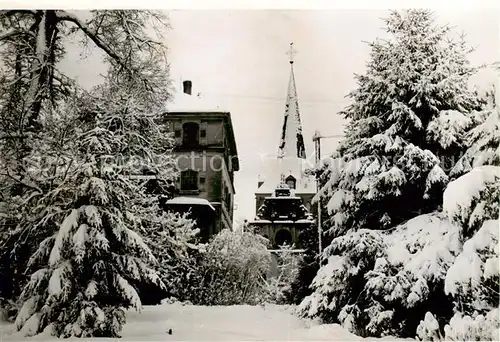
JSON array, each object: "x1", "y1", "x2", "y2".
[
  {"x1": 261, "y1": 244, "x2": 302, "y2": 304},
  {"x1": 443, "y1": 308, "x2": 499, "y2": 341},
  {"x1": 416, "y1": 312, "x2": 443, "y2": 341},
  {"x1": 298, "y1": 229, "x2": 386, "y2": 327},
  {"x1": 416, "y1": 308, "x2": 500, "y2": 341},
  {"x1": 140, "y1": 211, "x2": 203, "y2": 304},
  {"x1": 419, "y1": 308, "x2": 500, "y2": 341},
  {"x1": 0, "y1": 298, "x2": 17, "y2": 322},
  {"x1": 188, "y1": 229, "x2": 271, "y2": 305}
]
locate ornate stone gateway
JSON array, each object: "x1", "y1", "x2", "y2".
[{"x1": 251, "y1": 177, "x2": 313, "y2": 249}]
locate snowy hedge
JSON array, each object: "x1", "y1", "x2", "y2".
[{"x1": 175, "y1": 229, "x2": 272, "y2": 306}]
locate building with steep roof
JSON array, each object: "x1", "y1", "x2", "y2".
[{"x1": 251, "y1": 44, "x2": 315, "y2": 250}]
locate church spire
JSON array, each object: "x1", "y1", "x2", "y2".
[{"x1": 278, "y1": 43, "x2": 306, "y2": 159}]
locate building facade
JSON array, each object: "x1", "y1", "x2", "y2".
[{"x1": 162, "y1": 81, "x2": 239, "y2": 241}]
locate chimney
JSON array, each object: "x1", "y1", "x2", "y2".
[{"x1": 183, "y1": 80, "x2": 192, "y2": 95}]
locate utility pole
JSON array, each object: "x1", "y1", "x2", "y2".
[
  {"x1": 312, "y1": 130, "x2": 344, "y2": 257},
  {"x1": 312, "y1": 130, "x2": 322, "y2": 256}
]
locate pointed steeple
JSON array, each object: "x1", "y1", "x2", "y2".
[{"x1": 278, "y1": 43, "x2": 306, "y2": 159}]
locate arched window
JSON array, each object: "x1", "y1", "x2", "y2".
[
  {"x1": 275, "y1": 229, "x2": 293, "y2": 247},
  {"x1": 285, "y1": 175, "x2": 296, "y2": 189},
  {"x1": 180, "y1": 169, "x2": 198, "y2": 190},
  {"x1": 182, "y1": 122, "x2": 199, "y2": 146}
]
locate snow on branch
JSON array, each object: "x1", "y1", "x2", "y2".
[{"x1": 443, "y1": 166, "x2": 500, "y2": 229}]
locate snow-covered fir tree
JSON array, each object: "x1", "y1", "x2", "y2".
[
  {"x1": 8, "y1": 9, "x2": 177, "y2": 335},
  {"x1": 317, "y1": 10, "x2": 482, "y2": 237},
  {"x1": 415, "y1": 129, "x2": 500, "y2": 341},
  {"x1": 415, "y1": 166, "x2": 499, "y2": 341},
  {"x1": 300, "y1": 10, "x2": 489, "y2": 338},
  {"x1": 0, "y1": 10, "x2": 172, "y2": 304},
  {"x1": 13, "y1": 71, "x2": 177, "y2": 337}
]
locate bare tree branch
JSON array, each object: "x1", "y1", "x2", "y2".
[
  {"x1": 55, "y1": 10, "x2": 131, "y2": 74},
  {"x1": 0, "y1": 10, "x2": 36, "y2": 17},
  {"x1": 0, "y1": 29, "x2": 32, "y2": 42},
  {"x1": 0, "y1": 169, "x2": 42, "y2": 194}
]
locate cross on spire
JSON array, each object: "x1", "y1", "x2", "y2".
[
  {"x1": 278, "y1": 42, "x2": 306, "y2": 160},
  {"x1": 286, "y1": 42, "x2": 297, "y2": 64}
]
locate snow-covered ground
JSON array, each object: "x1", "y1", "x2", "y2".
[{"x1": 1, "y1": 303, "x2": 413, "y2": 341}]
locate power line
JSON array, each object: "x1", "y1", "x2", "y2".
[{"x1": 202, "y1": 92, "x2": 352, "y2": 104}]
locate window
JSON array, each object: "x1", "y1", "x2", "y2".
[
  {"x1": 285, "y1": 175, "x2": 296, "y2": 189},
  {"x1": 199, "y1": 176, "x2": 206, "y2": 191},
  {"x1": 182, "y1": 122, "x2": 199, "y2": 146},
  {"x1": 275, "y1": 229, "x2": 293, "y2": 247},
  {"x1": 200, "y1": 129, "x2": 206, "y2": 138},
  {"x1": 180, "y1": 169, "x2": 198, "y2": 190},
  {"x1": 174, "y1": 129, "x2": 181, "y2": 138},
  {"x1": 225, "y1": 189, "x2": 231, "y2": 210}
]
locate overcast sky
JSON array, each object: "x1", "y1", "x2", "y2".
[{"x1": 60, "y1": 9, "x2": 499, "y2": 224}]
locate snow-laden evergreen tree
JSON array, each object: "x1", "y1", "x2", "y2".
[
  {"x1": 13, "y1": 31, "x2": 176, "y2": 336},
  {"x1": 0, "y1": 98, "x2": 80, "y2": 314},
  {"x1": 301, "y1": 9, "x2": 486, "y2": 338},
  {"x1": 298, "y1": 228, "x2": 386, "y2": 325},
  {"x1": 415, "y1": 166, "x2": 499, "y2": 341},
  {"x1": 0, "y1": 10, "x2": 171, "y2": 304},
  {"x1": 317, "y1": 10, "x2": 482, "y2": 238}
]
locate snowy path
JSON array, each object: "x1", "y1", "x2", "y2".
[{"x1": 1, "y1": 303, "x2": 412, "y2": 341}]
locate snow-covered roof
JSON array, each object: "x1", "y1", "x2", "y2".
[
  {"x1": 264, "y1": 196, "x2": 302, "y2": 200},
  {"x1": 256, "y1": 157, "x2": 316, "y2": 195},
  {"x1": 268, "y1": 249, "x2": 306, "y2": 253},
  {"x1": 165, "y1": 197, "x2": 216, "y2": 211},
  {"x1": 249, "y1": 218, "x2": 313, "y2": 225},
  {"x1": 252, "y1": 219, "x2": 272, "y2": 224},
  {"x1": 296, "y1": 219, "x2": 314, "y2": 224},
  {"x1": 167, "y1": 87, "x2": 229, "y2": 113}
]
